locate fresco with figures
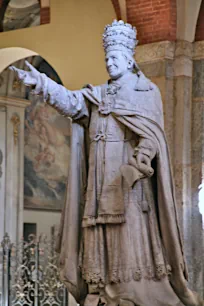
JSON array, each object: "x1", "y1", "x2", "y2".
[
  {"x1": 24, "y1": 96, "x2": 70, "y2": 210},
  {"x1": 23, "y1": 58, "x2": 70, "y2": 211}
]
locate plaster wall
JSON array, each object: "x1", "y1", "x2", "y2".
[
  {"x1": 23, "y1": 209, "x2": 61, "y2": 238},
  {"x1": 0, "y1": 0, "x2": 115, "y2": 89}
]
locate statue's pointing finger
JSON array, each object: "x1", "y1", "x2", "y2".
[{"x1": 25, "y1": 60, "x2": 39, "y2": 76}]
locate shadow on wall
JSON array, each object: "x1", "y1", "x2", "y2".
[
  {"x1": 0, "y1": 0, "x2": 50, "y2": 32},
  {"x1": 0, "y1": 52, "x2": 71, "y2": 212}
]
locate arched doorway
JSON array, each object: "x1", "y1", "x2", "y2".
[{"x1": 0, "y1": 47, "x2": 70, "y2": 306}]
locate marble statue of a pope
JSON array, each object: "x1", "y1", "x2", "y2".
[{"x1": 11, "y1": 20, "x2": 204, "y2": 306}]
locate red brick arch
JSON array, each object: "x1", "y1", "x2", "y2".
[{"x1": 110, "y1": 0, "x2": 177, "y2": 45}]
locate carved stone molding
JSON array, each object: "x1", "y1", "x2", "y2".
[
  {"x1": 0, "y1": 96, "x2": 30, "y2": 108},
  {"x1": 193, "y1": 97, "x2": 204, "y2": 103},
  {"x1": 174, "y1": 56, "x2": 193, "y2": 77},
  {"x1": 135, "y1": 41, "x2": 175, "y2": 64},
  {"x1": 193, "y1": 41, "x2": 204, "y2": 60},
  {"x1": 10, "y1": 114, "x2": 20, "y2": 146},
  {"x1": 175, "y1": 40, "x2": 193, "y2": 58},
  {"x1": 173, "y1": 41, "x2": 193, "y2": 77}
]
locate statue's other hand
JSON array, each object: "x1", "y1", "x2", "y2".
[
  {"x1": 136, "y1": 153, "x2": 150, "y2": 168},
  {"x1": 9, "y1": 60, "x2": 40, "y2": 88},
  {"x1": 134, "y1": 153, "x2": 154, "y2": 177}
]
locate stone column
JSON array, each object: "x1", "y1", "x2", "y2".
[
  {"x1": 136, "y1": 41, "x2": 185, "y2": 223},
  {"x1": 173, "y1": 40, "x2": 195, "y2": 288},
  {"x1": 136, "y1": 41, "x2": 175, "y2": 161},
  {"x1": 0, "y1": 96, "x2": 30, "y2": 244},
  {"x1": 0, "y1": 105, "x2": 6, "y2": 242},
  {"x1": 191, "y1": 40, "x2": 204, "y2": 297},
  {"x1": 136, "y1": 40, "x2": 204, "y2": 294}
]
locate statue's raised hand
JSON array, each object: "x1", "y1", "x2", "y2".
[{"x1": 9, "y1": 61, "x2": 42, "y2": 94}]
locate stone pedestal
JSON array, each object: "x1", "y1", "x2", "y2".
[{"x1": 0, "y1": 96, "x2": 30, "y2": 244}]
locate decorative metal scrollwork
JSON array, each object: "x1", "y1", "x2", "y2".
[{"x1": 0, "y1": 233, "x2": 68, "y2": 306}]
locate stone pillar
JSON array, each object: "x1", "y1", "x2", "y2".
[
  {"x1": 136, "y1": 40, "x2": 204, "y2": 295},
  {"x1": 191, "y1": 40, "x2": 204, "y2": 297},
  {"x1": 0, "y1": 96, "x2": 30, "y2": 244},
  {"x1": 136, "y1": 41, "x2": 175, "y2": 161},
  {"x1": 173, "y1": 40, "x2": 195, "y2": 289},
  {"x1": 136, "y1": 40, "x2": 184, "y2": 223},
  {"x1": 0, "y1": 105, "x2": 6, "y2": 242}
]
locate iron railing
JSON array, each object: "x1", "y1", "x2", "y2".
[{"x1": 0, "y1": 233, "x2": 68, "y2": 306}]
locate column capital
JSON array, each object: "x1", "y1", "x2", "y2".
[
  {"x1": 193, "y1": 41, "x2": 204, "y2": 60},
  {"x1": 174, "y1": 40, "x2": 193, "y2": 77},
  {"x1": 135, "y1": 41, "x2": 175, "y2": 64},
  {"x1": 175, "y1": 40, "x2": 193, "y2": 58}
]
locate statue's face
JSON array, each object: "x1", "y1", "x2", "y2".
[{"x1": 105, "y1": 51, "x2": 130, "y2": 80}]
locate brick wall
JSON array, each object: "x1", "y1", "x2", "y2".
[
  {"x1": 127, "y1": 0, "x2": 177, "y2": 44},
  {"x1": 195, "y1": 0, "x2": 204, "y2": 41},
  {"x1": 111, "y1": 0, "x2": 121, "y2": 20},
  {"x1": 40, "y1": 7, "x2": 50, "y2": 25}
]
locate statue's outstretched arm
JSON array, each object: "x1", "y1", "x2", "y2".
[{"x1": 10, "y1": 61, "x2": 88, "y2": 119}]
